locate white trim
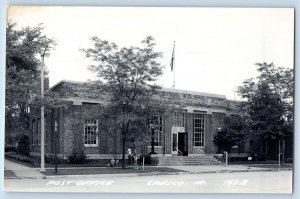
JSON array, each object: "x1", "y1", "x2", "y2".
[
  {"x1": 60, "y1": 97, "x2": 104, "y2": 104},
  {"x1": 185, "y1": 106, "x2": 227, "y2": 114},
  {"x1": 148, "y1": 153, "x2": 166, "y2": 157},
  {"x1": 171, "y1": 126, "x2": 185, "y2": 134},
  {"x1": 84, "y1": 144, "x2": 98, "y2": 147},
  {"x1": 161, "y1": 87, "x2": 226, "y2": 98},
  {"x1": 86, "y1": 153, "x2": 172, "y2": 159},
  {"x1": 86, "y1": 154, "x2": 122, "y2": 159},
  {"x1": 147, "y1": 146, "x2": 163, "y2": 148}
]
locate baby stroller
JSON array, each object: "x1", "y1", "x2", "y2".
[{"x1": 107, "y1": 158, "x2": 119, "y2": 167}]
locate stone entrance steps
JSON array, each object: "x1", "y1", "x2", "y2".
[{"x1": 155, "y1": 155, "x2": 222, "y2": 166}]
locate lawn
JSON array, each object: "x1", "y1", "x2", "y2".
[{"x1": 41, "y1": 166, "x2": 185, "y2": 176}]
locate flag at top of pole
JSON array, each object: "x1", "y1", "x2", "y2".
[
  {"x1": 170, "y1": 41, "x2": 176, "y2": 88},
  {"x1": 170, "y1": 41, "x2": 175, "y2": 71}
]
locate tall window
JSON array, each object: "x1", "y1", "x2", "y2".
[
  {"x1": 261, "y1": 139, "x2": 268, "y2": 154},
  {"x1": 173, "y1": 112, "x2": 186, "y2": 127},
  {"x1": 37, "y1": 119, "x2": 41, "y2": 145},
  {"x1": 45, "y1": 116, "x2": 48, "y2": 145},
  {"x1": 150, "y1": 115, "x2": 163, "y2": 146},
  {"x1": 32, "y1": 120, "x2": 36, "y2": 146},
  {"x1": 33, "y1": 118, "x2": 47, "y2": 146},
  {"x1": 193, "y1": 113, "x2": 205, "y2": 147},
  {"x1": 54, "y1": 120, "x2": 58, "y2": 132},
  {"x1": 84, "y1": 120, "x2": 98, "y2": 147}
]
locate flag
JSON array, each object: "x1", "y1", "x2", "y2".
[{"x1": 170, "y1": 42, "x2": 175, "y2": 71}]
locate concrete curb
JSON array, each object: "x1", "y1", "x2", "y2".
[
  {"x1": 41, "y1": 168, "x2": 292, "y2": 179},
  {"x1": 188, "y1": 168, "x2": 292, "y2": 174},
  {"x1": 44, "y1": 171, "x2": 190, "y2": 179},
  {"x1": 5, "y1": 176, "x2": 48, "y2": 180},
  {"x1": 6, "y1": 167, "x2": 292, "y2": 180}
]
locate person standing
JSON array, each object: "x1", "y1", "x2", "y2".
[
  {"x1": 132, "y1": 148, "x2": 139, "y2": 170},
  {"x1": 127, "y1": 146, "x2": 132, "y2": 167}
]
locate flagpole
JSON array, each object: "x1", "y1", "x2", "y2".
[
  {"x1": 172, "y1": 41, "x2": 175, "y2": 88},
  {"x1": 173, "y1": 62, "x2": 175, "y2": 89}
]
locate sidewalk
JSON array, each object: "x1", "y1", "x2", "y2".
[
  {"x1": 42, "y1": 164, "x2": 292, "y2": 179},
  {"x1": 4, "y1": 158, "x2": 292, "y2": 179},
  {"x1": 167, "y1": 164, "x2": 292, "y2": 174},
  {"x1": 4, "y1": 159, "x2": 46, "y2": 179}
]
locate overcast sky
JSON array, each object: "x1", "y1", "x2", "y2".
[{"x1": 7, "y1": 6, "x2": 294, "y2": 100}]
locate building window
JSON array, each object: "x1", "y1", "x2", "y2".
[
  {"x1": 33, "y1": 118, "x2": 48, "y2": 146},
  {"x1": 45, "y1": 116, "x2": 48, "y2": 145},
  {"x1": 54, "y1": 120, "x2": 58, "y2": 132},
  {"x1": 37, "y1": 119, "x2": 41, "y2": 145},
  {"x1": 84, "y1": 120, "x2": 98, "y2": 147},
  {"x1": 33, "y1": 117, "x2": 48, "y2": 146},
  {"x1": 173, "y1": 112, "x2": 186, "y2": 127},
  {"x1": 149, "y1": 115, "x2": 163, "y2": 146},
  {"x1": 193, "y1": 113, "x2": 205, "y2": 147},
  {"x1": 32, "y1": 120, "x2": 36, "y2": 146}
]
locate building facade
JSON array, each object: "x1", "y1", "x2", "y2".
[{"x1": 30, "y1": 80, "x2": 243, "y2": 159}]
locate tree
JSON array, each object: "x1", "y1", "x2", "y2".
[
  {"x1": 214, "y1": 114, "x2": 247, "y2": 153},
  {"x1": 238, "y1": 63, "x2": 293, "y2": 161},
  {"x1": 5, "y1": 21, "x2": 56, "y2": 150},
  {"x1": 81, "y1": 36, "x2": 171, "y2": 168}
]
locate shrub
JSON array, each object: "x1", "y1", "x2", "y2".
[
  {"x1": 45, "y1": 155, "x2": 66, "y2": 164},
  {"x1": 17, "y1": 135, "x2": 30, "y2": 156},
  {"x1": 5, "y1": 153, "x2": 35, "y2": 165},
  {"x1": 285, "y1": 157, "x2": 293, "y2": 163},
  {"x1": 16, "y1": 155, "x2": 35, "y2": 165},
  {"x1": 139, "y1": 155, "x2": 152, "y2": 164},
  {"x1": 67, "y1": 150, "x2": 86, "y2": 164},
  {"x1": 5, "y1": 146, "x2": 17, "y2": 152}
]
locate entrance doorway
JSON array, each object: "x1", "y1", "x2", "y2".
[{"x1": 178, "y1": 132, "x2": 188, "y2": 156}]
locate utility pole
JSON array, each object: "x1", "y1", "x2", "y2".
[
  {"x1": 121, "y1": 102, "x2": 126, "y2": 169},
  {"x1": 40, "y1": 54, "x2": 45, "y2": 172},
  {"x1": 54, "y1": 119, "x2": 58, "y2": 173},
  {"x1": 38, "y1": 37, "x2": 56, "y2": 172},
  {"x1": 40, "y1": 52, "x2": 50, "y2": 172},
  {"x1": 278, "y1": 139, "x2": 281, "y2": 169}
]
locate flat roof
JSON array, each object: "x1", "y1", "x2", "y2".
[
  {"x1": 50, "y1": 79, "x2": 227, "y2": 99},
  {"x1": 50, "y1": 79, "x2": 86, "y2": 90},
  {"x1": 161, "y1": 87, "x2": 226, "y2": 99}
]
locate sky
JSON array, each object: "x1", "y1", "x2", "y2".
[{"x1": 6, "y1": 6, "x2": 294, "y2": 100}]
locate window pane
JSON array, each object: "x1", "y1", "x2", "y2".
[
  {"x1": 84, "y1": 120, "x2": 98, "y2": 146},
  {"x1": 193, "y1": 113, "x2": 205, "y2": 147},
  {"x1": 149, "y1": 115, "x2": 163, "y2": 146}
]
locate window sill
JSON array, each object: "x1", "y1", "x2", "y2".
[
  {"x1": 84, "y1": 145, "x2": 98, "y2": 148},
  {"x1": 32, "y1": 144, "x2": 48, "y2": 146},
  {"x1": 147, "y1": 146, "x2": 163, "y2": 148}
]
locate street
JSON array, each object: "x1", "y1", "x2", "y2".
[{"x1": 4, "y1": 170, "x2": 292, "y2": 193}]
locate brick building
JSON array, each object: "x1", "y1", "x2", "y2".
[{"x1": 30, "y1": 80, "x2": 243, "y2": 160}]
